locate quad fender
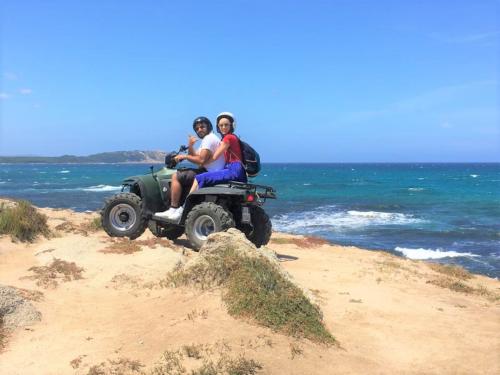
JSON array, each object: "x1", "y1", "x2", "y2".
[{"x1": 122, "y1": 175, "x2": 166, "y2": 216}]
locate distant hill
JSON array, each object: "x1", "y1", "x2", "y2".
[{"x1": 0, "y1": 150, "x2": 167, "y2": 164}]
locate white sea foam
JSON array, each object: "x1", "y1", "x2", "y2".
[
  {"x1": 58, "y1": 170, "x2": 71, "y2": 174},
  {"x1": 395, "y1": 247, "x2": 479, "y2": 260},
  {"x1": 408, "y1": 188, "x2": 425, "y2": 192},
  {"x1": 272, "y1": 207, "x2": 425, "y2": 233},
  {"x1": 82, "y1": 184, "x2": 121, "y2": 192},
  {"x1": 303, "y1": 183, "x2": 312, "y2": 186},
  {"x1": 470, "y1": 174, "x2": 479, "y2": 178}
]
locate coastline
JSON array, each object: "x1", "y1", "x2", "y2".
[{"x1": 1, "y1": 202, "x2": 499, "y2": 374}]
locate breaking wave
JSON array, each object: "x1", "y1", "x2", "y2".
[
  {"x1": 272, "y1": 206, "x2": 426, "y2": 233},
  {"x1": 81, "y1": 185, "x2": 121, "y2": 192},
  {"x1": 395, "y1": 247, "x2": 479, "y2": 260}
]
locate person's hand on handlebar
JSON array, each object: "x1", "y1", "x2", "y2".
[{"x1": 174, "y1": 154, "x2": 187, "y2": 163}]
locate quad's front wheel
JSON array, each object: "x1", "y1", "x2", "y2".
[
  {"x1": 101, "y1": 193, "x2": 147, "y2": 239},
  {"x1": 185, "y1": 202, "x2": 235, "y2": 250},
  {"x1": 239, "y1": 206, "x2": 272, "y2": 248}
]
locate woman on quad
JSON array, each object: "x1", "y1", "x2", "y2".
[{"x1": 189, "y1": 112, "x2": 247, "y2": 192}]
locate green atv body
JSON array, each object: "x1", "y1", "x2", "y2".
[{"x1": 101, "y1": 155, "x2": 276, "y2": 250}]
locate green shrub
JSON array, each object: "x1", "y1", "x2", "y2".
[
  {"x1": 168, "y1": 247, "x2": 335, "y2": 344},
  {"x1": 0, "y1": 200, "x2": 50, "y2": 242},
  {"x1": 83, "y1": 216, "x2": 102, "y2": 232}
]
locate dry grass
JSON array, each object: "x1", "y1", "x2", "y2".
[
  {"x1": 100, "y1": 239, "x2": 142, "y2": 254},
  {"x1": 289, "y1": 342, "x2": 304, "y2": 359},
  {"x1": 270, "y1": 236, "x2": 329, "y2": 248},
  {"x1": 23, "y1": 258, "x2": 84, "y2": 289},
  {"x1": 82, "y1": 217, "x2": 102, "y2": 232},
  {"x1": 87, "y1": 358, "x2": 145, "y2": 375},
  {"x1": 135, "y1": 237, "x2": 174, "y2": 249},
  {"x1": 70, "y1": 355, "x2": 87, "y2": 369},
  {"x1": 427, "y1": 278, "x2": 475, "y2": 293},
  {"x1": 15, "y1": 287, "x2": 44, "y2": 302},
  {"x1": 167, "y1": 246, "x2": 335, "y2": 344},
  {"x1": 427, "y1": 278, "x2": 500, "y2": 301},
  {"x1": 0, "y1": 200, "x2": 51, "y2": 242},
  {"x1": 150, "y1": 349, "x2": 262, "y2": 375},
  {"x1": 186, "y1": 309, "x2": 209, "y2": 321},
  {"x1": 428, "y1": 263, "x2": 473, "y2": 280},
  {"x1": 85, "y1": 343, "x2": 263, "y2": 375},
  {"x1": 182, "y1": 344, "x2": 204, "y2": 359}
]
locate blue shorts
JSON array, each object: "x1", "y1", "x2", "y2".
[{"x1": 195, "y1": 162, "x2": 247, "y2": 188}]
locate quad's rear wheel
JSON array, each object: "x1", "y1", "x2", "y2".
[
  {"x1": 239, "y1": 206, "x2": 272, "y2": 248},
  {"x1": 148, "y1": 220, "x2": 184, "y2": 240},
  {"x1": 101, "y1": 193, "x2": 147, "y2": 240},
  {"x1": 185, "y1": 202, "x2": 235, "y2": 250}
]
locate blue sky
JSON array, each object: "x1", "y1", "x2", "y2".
[{"x1": 0, "y1": 0, "x2": 498, "y2": 162}]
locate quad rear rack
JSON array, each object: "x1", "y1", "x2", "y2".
[{"x1": 224, "y1": 181, "x2": 277, "y2": 201}]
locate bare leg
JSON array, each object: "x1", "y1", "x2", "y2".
[
  {"x1": 189, "y1": 179, "x2": 199, "y2": 194},
  {"x1": 170, "y1": 173, "x2": 182, "y2": 208}
]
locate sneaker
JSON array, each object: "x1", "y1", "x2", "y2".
[
  {"x1": 154, "y1": 207, "x2": 176, "y2": 219},
  {"x1": 167, "y1": 206, "x2": 184, "y2": 221}
]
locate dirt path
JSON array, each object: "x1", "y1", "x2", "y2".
[{"x1": 0, "y1": 207, "x2": 499, "y2": 374}]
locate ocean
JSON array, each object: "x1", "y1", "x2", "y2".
[{"x1": 1, "y1": 163, "x2": 499, "y2": 278}]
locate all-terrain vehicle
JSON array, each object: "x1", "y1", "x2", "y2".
[{"x1": 101, "y1": 146, "x2": 276, "y2": 250}]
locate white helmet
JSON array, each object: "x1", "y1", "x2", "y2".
[{"x1": 216, "y1": 111, "x2": 237, "y2": 132}]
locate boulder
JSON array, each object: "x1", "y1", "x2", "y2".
[
  {"x1": 186, "y1": 229, "x2": 318, "y2": 305},
  {"x1": 0, "y1": 285, "x2": 41, "y2": 331}
]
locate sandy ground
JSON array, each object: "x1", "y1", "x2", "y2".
[{"x1": 0, "y1": 205, "x2": 499, "y2": 374}]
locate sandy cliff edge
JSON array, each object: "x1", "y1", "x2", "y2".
[{"x1": 0, "y1": 203, "x2": 499, "y2": 375}]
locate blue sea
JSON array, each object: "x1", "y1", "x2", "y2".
[{"x1": 1, "y1": 163, "x2": 499, "y2": 278}]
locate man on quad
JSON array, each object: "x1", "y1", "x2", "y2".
[{"x1": 154, "y1": 116, "x2": 225, "y2": 221}]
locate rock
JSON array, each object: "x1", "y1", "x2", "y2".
[
  {"x1": 0, "y1": 285, "x2": 42, "y2": 331},
  {"x1": 191, "y1": 229, "x2": 319, "y2": 305}
]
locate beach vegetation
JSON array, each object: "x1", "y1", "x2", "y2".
[
  {"x1": 427, "y1": 278, "x2": 474, "y2": 294},
  {"x1": 23, "y1": 258, "x2": 84, "y2": 289},
  {"x1": 428, "y1": 263, "x2": 473, "y2": 280},
  {"x1": 289, "y1": 343, "x2": 304, "y2": 359},
  {"x1": 150, "y1": 349, "x2": 262, "y2": 375},
  {"x1": 182, "y1": 344, "x2": 204, "y2": 359},
  {"x1": 100, "y1": 239, "x2": 142, "y2": 254},
  {"x1": 270, "y1": 236, "x2": 329, "y2": 248},
  {"x1": 0, "y1": 200, "x2": 50, "y2": 242},
  {"x1": 87, "y1": 358, "x2": 145, "y2": 375},
  {"x1": 427, "y1": 278, "x2": 499, "y2": 301},
  {"x1": 167, "y1": 246, "x2": 335, "y2": 344},
  {"x1": 83, "y1": 216, "x2": 103, "y2": 232}
]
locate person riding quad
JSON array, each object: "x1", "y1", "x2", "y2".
[
  {"x1": 154, "y1": 116, "x2": 225, "y2": 221},
  {"x1": 189, "y1": 112, "x2": 247, "y2": 193}
]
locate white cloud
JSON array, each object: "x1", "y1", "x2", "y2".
[
  {"x1": 19, "y1": 88, "x2": 32, "y2": 95},
  {"x1": 0, "y1": 92, "x2": 10, "y2": 100},
  {"x1": 429, "y1": 31, "x2": 500, "y2": 44},
  {"x1": 3, "y1": 72, "x2": 18, "y2": 80},
  {"x1": 344, "y1": 80, "x2": 497, "y2": 122}
]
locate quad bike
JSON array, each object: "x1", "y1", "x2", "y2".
[{"x1": 100, "y1": 146, "x2": 276, "y2": 250}]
